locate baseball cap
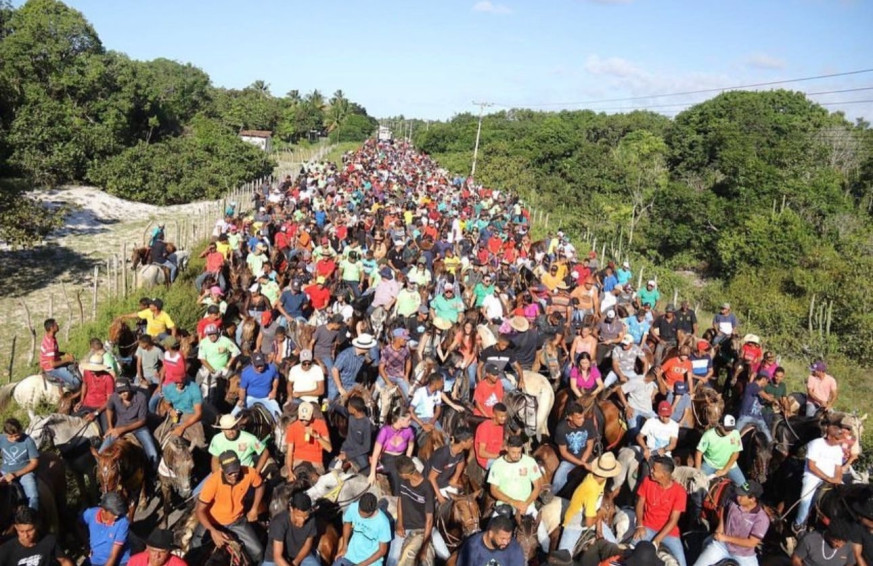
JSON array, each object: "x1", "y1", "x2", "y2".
[
  {"x1": 673, "y1": 381, "x2": 688, "y2": 395},
  {"x1": 721, "y1": 302, "x2": 731, "y2": 309},
  {"x1": 735, "y1": 480, "x2": 764, "y2": 499},
  {"x1": 621, "y1": 334, "x2": 634, "y2": 345},
  {"x1": 697, "y1": 340, "x2": 711, "y2": 351},
  {"x1": 115, "y1": 378, "x2": 133, "y2": 393},
  {"x1": 658, "y1": 401, "x2": 672, "y2": 416},
  {"x1": 810, "y1": 360, "x2": 827, "y2": 372},
  {"x1": 204, "y1": 324, "x2": 219, "y2": 335},
  {"x1": 723, "y1": 414, "x2": 737, "y2": 428},
  {"x1": 299, "y1": 349, "x2": 313, "y2": 362},
  {"x1": 484, "y1": 363, "x2": 502, "y2": 376},
  {"x1": 646, "y1": 280, "x2": 655, "y2": 287},
  {"x1": 392, "y1": 328, "x2": 409, "y2": 340},
  {"x1": 606, "y1": 310, "x2": 615, "y2": 319},
  {"x1": 665, "y1": 304, "x2": 676, "y2": 313},
  {"x1": 209, "y1": 286, "x2": 223, "y2": 296},
  {"x1": 252, "y1": 353, "x2": 266, "y2": 366},
  {"x1": 219, "y1": 451, "x2": 241, "y2": 474},
  {"x1": 206, "y1": 305, "x2": 220, "y2": 315}
]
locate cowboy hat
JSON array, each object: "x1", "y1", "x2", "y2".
[
  {"x1": 589, "y1": 452, "x2": 623, "y2": 478},
  {"x1": 433, "y1": 317, "x2": 453, "y2": 331},
  {"x1": 213, "y1": 414, "x2": 241, "y2": 430},
  {"x1": 743, "y1": 334, "x2": 760, "y2": 345},
  {"x1": 509, "y1": 315, "x2": 530, "y2": 333},
  {"x1": 80, "y1": 353, "x2": 110, "y2": 373},
  {"x1": 352, "y1": 333, "x2": 377, "y2": 349}
]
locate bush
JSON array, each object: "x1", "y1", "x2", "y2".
[{"x1": 87, "y1": 116, "x2": 275, "y2": 205}]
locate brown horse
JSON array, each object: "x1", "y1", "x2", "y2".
[
  {"x1": 532, "y1": 444, "x2": 560, "y2": 486},
  {"x1": 157, "y1": 425, "x2": 194, "y2": 527},
  {"x1": 550, "y1": 388, "x2": 626, "y2": 452},
  {"x1": 435, "y1": 489, "x2": 483, "y2": 555},
  {"x1": 91, "y1": 437, "x2": 148, "y2": 521},
  {"x1": 691, "y1": 386, "x2": 724, "y2": 429}
]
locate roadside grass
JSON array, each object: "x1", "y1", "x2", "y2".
[{"x1": 322, "y1": 142, "x2": 361, "y2": 166}]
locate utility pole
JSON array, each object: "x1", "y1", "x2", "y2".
[{"x1": 471, "y1": 101, "x2": 493, "y2": 179}]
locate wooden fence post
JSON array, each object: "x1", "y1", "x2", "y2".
[
  {"x1": 92, "y1": 266, "x2": 99, "y2": 320},
  {"x1": 113, "y1": 254, "x2": 120, "y2": 299},
  {"x1": 76, "y1": 290, "x2": 84, "y2": 327},
  {"x1": 7, "y1": 336, "x2": 15, "y2": 383},
  {"x1": 19, "y1": 300, "x2": 35, "y2": 367},
  {"x1": 122, "y1": 243, "x2": 128, "y2": 298},
  {"x1": 61, "y1": 282, "x2": 74, "y2": 341},
  {"x1": 105, "y1": 259, "x2": 111, "y2": 299}
]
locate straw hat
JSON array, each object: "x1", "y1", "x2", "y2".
[
  {"x1": 509, "y1": 315, "x2": 530, "y2": 333},
  {"x1": 212, "y1": 414, "x2": 241, "y2": 430},
  {"x1": 589, "y1": 452, "x2": 622, "y2": 478},
  {"x1": 433, "y1": 317, "x2": 453, "y2": 331},
  {"x1": 80, "y1": 353, "x2": 110, "y2": 373}
]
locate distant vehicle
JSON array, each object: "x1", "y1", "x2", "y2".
[{"x1": 378, "y1": 126, "x2": 393, "y2": 141}]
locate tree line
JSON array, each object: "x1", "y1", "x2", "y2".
[
  {"x1": 0, "y1": 0, "x2": 378, "y2": 244},
  {"x1": 413, "y1": 91, "x2": 873, "y2": 365}
]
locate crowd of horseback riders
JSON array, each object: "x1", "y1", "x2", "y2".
[{"x1": 4, "y1": 138, "x2": 870, "y2": 566}]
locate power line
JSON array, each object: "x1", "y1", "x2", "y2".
[{"x1": 491, "y1": 68, "x2": 873, "y2": 108}]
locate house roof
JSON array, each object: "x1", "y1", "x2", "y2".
[{"x1": 239, "y1": 130, "x2": 273, "y2": 138}]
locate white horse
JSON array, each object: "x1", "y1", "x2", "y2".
[
  {"x1": 26, "y1": 410, "x2": 102, "y2": 446},
  {"x1": 0, "y1": 375, "x2": 63, "y2": 412},
  {"x1": 305, "y1": 470, "x2": 395, "y2": 517},
  {"x1": 137, "y1": 264, "x2": 167, "y2": 288},
  {"x1": 521, "y1": 370, "x2": 555, "y2": 441}
]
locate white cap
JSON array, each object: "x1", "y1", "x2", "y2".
[
  {"x1": 606, "y1": 310, "x2": 615, "y2": 319},
  {"x1": 647, "y1": 280, "x2": 656, "y2": 287},
  {"x1": 723, "y1": 415, "x2": 736, "y2": 427},
  {"x1": 622, "y1": 261, "x2": 630, "y2": 268}
]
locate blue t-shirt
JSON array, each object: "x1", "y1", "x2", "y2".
[
  {"x1": 616, "y1": 268, "x2": 632, "y2": 285},
  {"x1": 83, "y1": 507, "x2": 131, "y2": 565},
  {"x1": 602, "y1": 274, "x2": 618, "y2": 292},
  {"x1": 0, "y1": 435, "x2": 38, "y2": 474},
  {"x1": 690, "y1": 353, "x2": 713, "y2": 377},
  {"x1": 240, "y1": 364, "x2": 279, "y2": 399},
  {"x1": 459, "y1": 532, "x2": 525, "y2": 566},
  {"x1": 279, "y1": 291, "x2": 307, "y2": 319},
  {"x1": 740, "y1": 380, "x2": 765, "y2": 418},
  {"x1": 162, "y1": 382, "x2": 202, "y2": 415},
  {"x1": 341, "y1": 502, "x2": 392, "y2": 565},
  {"x1": 624, "y1": 316, "x2": 651, "y2": 345}
]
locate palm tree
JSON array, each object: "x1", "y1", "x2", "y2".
[
  {"x1": 306, "y1": 89, "x2": 325, "y2": 110},
  {"x1": 330, "y1": 89, "x2": 347, "y2": 106},
  {"x1": 248, "y1": 80, "x2": 270, "y2": 96},
  {"x1": 285, "y1": 89, "x2": 301, "y2": 105},
  {"x1": 325, "y1": 97, "x2": 350, "y2": 132}
]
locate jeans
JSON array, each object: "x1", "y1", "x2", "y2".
[
  {"x1": 643, "y1": 527, "x2": 686, "y2": 566},
  {"x1": 194, "y1": 271, "x2": 227, "y2": 292},
  {"x1": 332, "y1": 559, "x2": 356, "y2": 566},
  {"x1": 794, "y1": 474, "x2": 821, "y2": 527},
  {"x1": 45, "y1": 367, "x2": 81, "y2": 389},
  {"x1": 560, "y1": 523, "x2": 618, "y2": 552},
  {"x1": 100, "y1": 427, "x2": 159, "y2": 471},
  {"x1": 465, "y1": 362, "x2": 478, "y2": 391},
  {"x1": 231, "y1": 396, "x2": 282, "y2": 419},
  {"x1": 500, "y1": 377, "x2": 516, "y2": 392},
  {"x1": 192, "y1": 518, "x2": 263, "y2": 563},
  {"x1": 605, "y1": 370, "x2": 643, "y2": 388},
  {"x1": 552, "y1": 460, "x2": 578, "y2": 496},
  {"x1": 387, "y1": 529, "x2": 434, "y2": 566},
  {"x1": 16, "y1": 472, "x2": 38, "y2": 510},
  {"x1": 806, "y1": 402, "x2": 820, "y2": 417},
  {"x1": 693, "y1": 539, "x2": 759, "y2": 566},
  {"x1": 340, "y1": 280, "x2": 361, "y2": 299},
  {"x1": 701, "y1": 461, "x2": 747, "y2": 486},
  {"x1": 157, "y1": 260, "x2": 177, "y2": 283},
  {"x1": 148, "y1": 391, "x2": 163, "y2": 414},
  {"x1": 629, "y1": 409, "x2": 656, "y2": 431},
  {"x1": 736, "y1": 415, "x2": 773, "y2": 442},
  {"x1": 376, "y1": 376, "x2": 410, "y2": 399},
  {"x1": 263, "y1": 555, "x2": 320, "y2": 566}
]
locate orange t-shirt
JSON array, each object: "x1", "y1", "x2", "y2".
[
  {"x1": 473, "y1": 380, "x2": 504, "y2": 418},
  {"x1": 199, "y1": 467, "x2": 262, "y2": 526},
  {"x1": 285, "y1": 418, "x2": 329, "y2": 465},
  {"x1": 660, "y1": 357, "x2": 692, "y2": 388}
]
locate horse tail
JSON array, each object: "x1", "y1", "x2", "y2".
[{"x1": 0, "y1": 381, "x2": 18, "y2": 413}]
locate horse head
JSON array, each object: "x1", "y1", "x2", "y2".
[
  {"x1": 449, "y1": 489, "x2": 482, "y2": 537},
  {"x1": 92, "y1": 442, "x2": 123, "y2": 493},
  {"x1": 159, "y1": 434, "x2": 194, "y2": 498}
]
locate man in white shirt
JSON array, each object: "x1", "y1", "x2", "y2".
[
  {"x1": 481, "y1": 288, "x2": 504, "y2": 323},
  {"x1": 635, "y1": 401, "x2": 679, "y2": 480},
  {"x1": 793, "y1": 417, "x2": 847, "y2": 534},
  {"x1": 286, "y1": 350, "x2": 325, "y2": 407}
]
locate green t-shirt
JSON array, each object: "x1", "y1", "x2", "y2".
[
  {"x1": 260, "y1": 280, "x2": 280, "y2": 305},
  {"x1": 431, "y1": 295, "x2": 464, "y2": 323},
  {"x1": 208, "y1": 430, "x2": 265, "y2": 467},
  {"x1": 339, "y1": 259, "x2": 363, "y2": 282},
  {"x1": 487, "y1": 455, "x2": 543, "y2": 505},
  {"x1": 394, "y1": 290, "x2": 421, "y2": 318},
  {"x1": 697, "y1": 428, "x2": 742, "y2": 469},
  {"x1": 638, "y1": 288, "x2": 660, "y2": 307},
  {"x1": 473, "y1": 283, "x2": 495, "y2": 307},
  {"x1": 762, "y1": 381, "x2": 787, "y2": 416},
  {"x1": 198, "y1": 336, "x2": 240, "y2": 371}
]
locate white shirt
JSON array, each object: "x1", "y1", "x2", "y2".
[
  {"x1": 410, "y1": 386, "x2": 442, "y2": 420},
  {"x1": 287, "y1": 364, "x2": 325, "y2": 404},
  {"x1": 803, "y1": 438, "x2": 843, "y2": 484},
  {"x1": 601, "y1": 293, "x2": 617, "y2": 314},
  {"x1": 640, "y1": 417, "x2": 679, "y2": 454},
  {"x1": 622, "y1": 380, "x2": 657, "y2": 415},
  {"x1": 482, "y1": 294, "x2": 504, "y2": 321}
]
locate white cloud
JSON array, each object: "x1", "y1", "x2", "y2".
[
  {"x1": 746, "y1": 53, "x2": 787, "y2": 70},
  {"x1": 472, "y1": 1, "x2": 513, "y2": 14},
  {"x1": 584, "y1": 55, "x2": 645, "y2": 78}
]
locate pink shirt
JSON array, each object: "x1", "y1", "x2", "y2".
[
  {"x1": 571, "y1": 366, "x2": 602, "y2": 391},
  {"x1": 806, "y1": 373, "x2": 837, "y2": 405}
]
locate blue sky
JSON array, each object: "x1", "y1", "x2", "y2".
[{"x1": 27, "y1": 0, "x2": 873, "y2": 121}]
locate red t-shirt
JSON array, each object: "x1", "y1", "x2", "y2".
[
  {"x1": 473, "y1": 380, "x2": 504, "y2": 418},
  {"x1": 304, "y1": 284, "x2": 331, "y2": 310},
  {"x1": 660, "y1": 357, "x2": 692, "y2": 389},
  {"x1": 285, "y1": 419, "x2": 329, "y2": 465},
  {"x1": 638, "y1": 476, "x2": 686, "y2": 537},
  {"x1": 162, "y1": 351, "x2": 187, "y2": 385},
  {"x1": 205, "y1": 252, "x2": 225, "y2": 273},
  {"x1": 274, "y1": 231, "x2": 292, "y2": 251},
  {"x1": 128, "y1": 553, "x2": 187, "y2": 566},
  {"x1": 197, "y1": 317, "x2": 222, "y2": 339},
  {"x1": 40, "y1": 334, "x2": 58, "y2": 371},
  {"x1": 315, "y1": 259, "x2": 336, "y2": 278},
  {"x1": 475, "y1": 420, "x2": 505, "y2": 468},
  {"x1": 82, "y1": 371, "x2": 115, "y2": 408}
]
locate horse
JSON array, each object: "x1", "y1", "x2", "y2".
[
  {"x1": 237, "y1": 316, "x2": 258, "y2": 356},
  {"x1": 0, "y1": 374, "x2": 63, "y2": 412},
  {"x1": 91, "y1": 437, "x2": 149, "y2": 521},
  {"x1": 532, "y1": 444, "x2": 560, "y2": 488},
  {"x1": 327, "y1": 385, "x2": 377, "y2": 439},
  {"x1": 691, "y1": 386, "x2": 724, "y2": 429},
  {"x1": 417, "y1": 428, "x2": 447, "y2": 463},
  {"x1": 0, "y1": 453, "x2": 65, "y2": 535},
  {"x1": 521, "y1": 370, "x2": 555, "y2": 441},
  {"x1": 503, "y1": 389, "x2": 539, "y2": 441},
  {"x1": 27, "y1": 411, "x2": 101, "y2": 505},
  {"x1": 304, "y1": 470, "x2": 390, "y2": 514},
  {"x1": 434, "y1": 489, "x2": 483, "y2": 558},
  {"x1": 156, "y1": 422, "x2": 195, "y2": 527},
  {"x1": 107, "y1": 319, "x2": 139, "y2": 375},
  {"x1": 740, "y1": 426, "x2": 773, "y2": 486}
]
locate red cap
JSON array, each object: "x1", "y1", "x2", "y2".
[
  {"x1": 697, "y1": 340, "x2": 711, "y2": 351},
  {"x1": 658, "y1": 401, "x2": 673, "y2": 416}
]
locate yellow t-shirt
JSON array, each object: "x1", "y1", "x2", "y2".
[
  {"x1": 138, "y1": 308, "x2": 175, "y2": 337},
  {"x1": 444, "y1": 256, "x2": 461, "y2": 274},
  {"x1": 563, "y1": 473, "x2": 605, "y2": 527},
  {"x1": 216, "y1": 241, "x2": 232, "y2": 259}
]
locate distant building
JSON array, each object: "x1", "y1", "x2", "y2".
[
  {"x1": 378, "y1": 125, "x2": 392, "y2": 141},
  {"x1": 239, "y1": 130, "x2": 273, "y2": 152}
]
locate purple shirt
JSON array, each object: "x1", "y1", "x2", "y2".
[
  {"x1": 380, "y1": 344, "x2": 410, "y2": 378},
  {"x1": 724, "y1": 500, "x2": 770, "y2": 556},
  {"x1": 375, "y1": 425, "x2": 414, "y2": 455}
]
